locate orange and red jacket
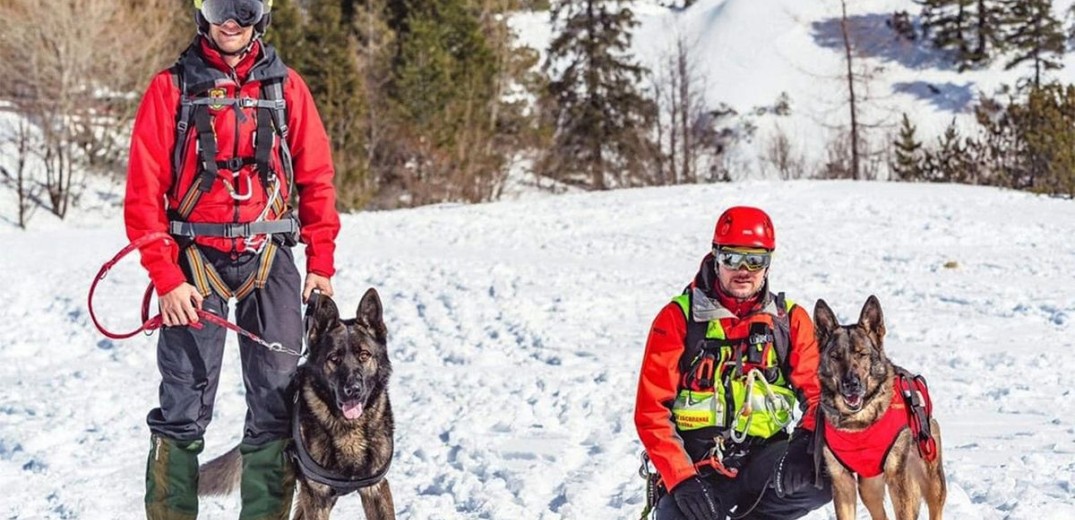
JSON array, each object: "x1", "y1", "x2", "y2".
[
  {"x1": 124, "y1": 38, "x2": 339, "y2": 296},
  {"x1": 634, "y1": 256, "x2": 822, "y2": 491}
]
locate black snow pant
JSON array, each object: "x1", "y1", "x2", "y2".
[
  {"x1": 655, "y1": 436, "x2": 832, "y2": 520},
  {"x1": 146, "y1": 245, "x2": 302, "y2": 448}
]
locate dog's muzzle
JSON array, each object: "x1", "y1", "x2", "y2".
[{"x1": 839, "y1": 377, "x2": 865, "y2": 411}]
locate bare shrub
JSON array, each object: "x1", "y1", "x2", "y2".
[
  {"x1": 760, "y1": 125, "x2": 806, "y2": 180},
  {"x1": 0, "y1": 0, "x2": 182, "y2": 220}
]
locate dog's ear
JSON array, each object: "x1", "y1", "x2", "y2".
[
  {"x1": 306, "y1": 295, "x2": 340, "y2": 349},
  {"x1": 813, "y1": 299, "x2": 839, "y2": 346},
  {"x1": 858, "y1": 295, "x2": 886, "y2": 348},
  {"x1": 356, "y1": 288, "x2": 387, "y2": 343}
]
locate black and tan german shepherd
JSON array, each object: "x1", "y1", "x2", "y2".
[
  {"x1": 199, "y1": 288, "x2": 395, "y2": 520},
  {"x1": 814, "y1": 296, "x2": 945, "y2": 520}
]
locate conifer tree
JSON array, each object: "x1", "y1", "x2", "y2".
[
  {"x1": 539, "y1": 0, "x2": 657, "y2": 189},
  {"x1": 918, "y1": 0, "x2": 1008, "y2": 68},
  {"x1": 1001, "y1": 0, "x2": 1065, "y2": 89},
  {"x1": 351, "y1": 0, "x2": 398, "y2": 192},
  {"x1": 920, "y1": 0, "x2": 976, "y2": 68},
  {"x1": 299, "y1": 0, "x2": 371, "y2": 208},
  {"x1": 891, "y1": 113, "x2": 924, "y2": 182},
  {"x1": 263, "y1": 0, "x2": 306, "y2": 66},
  {"x1": 389, "y1": 0, "x2": 502, "y2": 204},
  {"x1": 1007, "y1": 83, "x2": 1075, "y2": 194},
  {"x1": 929, "y1": 120, "x2": 975, "y2": 183},
  {"x1": 970, "y1": 0, "x2": 1004, "y2": 63}
]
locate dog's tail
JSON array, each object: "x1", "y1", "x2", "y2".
[{"x1": 198, "y1": 445, "x2": 242, "y2": 496}]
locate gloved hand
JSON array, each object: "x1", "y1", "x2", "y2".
[
  {"x1": 774, "y1": 428, "x2": 817, "y2": 498},
  {"x1": 672, "y1": 476, "x2": 724, "y2": 520}
]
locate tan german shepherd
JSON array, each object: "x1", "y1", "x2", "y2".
[
  {"x1": 198, "y1": 288, "x2": 395, "y2": 520},
  {"x1": 814, "y1": 295, "x2": 946, "y2": 520}
]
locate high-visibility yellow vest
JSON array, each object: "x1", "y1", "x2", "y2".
[{"x1": 670, "y1": 291, "x2": 798, "y2": 440}]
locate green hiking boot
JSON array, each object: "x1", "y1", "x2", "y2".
[
  {"x1": 145, "y1": 434, "x2": 204, "y2": 520},
  {"x1": 239, "y1": 439, "x2": 295, "y2": 520}
]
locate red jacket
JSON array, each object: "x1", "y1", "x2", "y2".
[
  {"x1": 125, "y1": 38, "x2": 339, "y2": 296},
  {"x1": 634, "y1": 257, "x2": 822, "y2": 491}
]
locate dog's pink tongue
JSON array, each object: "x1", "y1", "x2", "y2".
[{"x1": 342, "y1": 401, "x2": 364, "y2": 420}]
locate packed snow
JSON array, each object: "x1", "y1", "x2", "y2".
[
  {"x1": 1, "y1": 180, "x2": 1074, "y2": 519},
  {"x1": 3, "y1": 0, "x2": 1075, "y2": 518}
]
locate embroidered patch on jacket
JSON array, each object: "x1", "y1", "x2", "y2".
[{"x1": 208, "y1": 88, "x2": 228, "y2": 111}]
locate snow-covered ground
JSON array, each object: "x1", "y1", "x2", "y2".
[
  {"x1": 2, "y1": 1, "x2": 1075, "y2": 518},
  {"x1": 1, "y1": 180, "x2": 1073, "y2": 519}
]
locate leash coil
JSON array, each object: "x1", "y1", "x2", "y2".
[{"x1": 88, "y1": 232, "x2": 299, "y2": 356}]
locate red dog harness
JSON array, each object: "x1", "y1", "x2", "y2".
[{"x1": 824, "y1": 374, "x2": 936, "y2": 477}]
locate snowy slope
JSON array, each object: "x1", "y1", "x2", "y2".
[
  {"x1": 511, "y1": 0, "x2": 1075, "y2": 176},
  {"x1": 1, "y1": 181, "x2": 1073, "y2": 519}
]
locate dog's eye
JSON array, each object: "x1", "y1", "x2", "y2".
[
  {"x1": 328, "y1": 353, "x2": 341, "y2": 364},
  {"x1": 358, "y1": 351, "x2": 371, "y2": 362}
]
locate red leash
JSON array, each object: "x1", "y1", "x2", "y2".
[{"x1": 88, "y1": 232, "x2": 300, "y2": 356}]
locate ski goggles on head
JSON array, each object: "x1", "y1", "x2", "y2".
[
  {"x1": 198, "y1": 0, "x2": 265, "y2": 27},
  {"x1": 714, "y1": 247, "x2": 772, "y2": 272}
]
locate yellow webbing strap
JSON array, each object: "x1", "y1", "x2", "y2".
[{"x1": 185, "y1": 241, "x2": 281, "y2": 302}]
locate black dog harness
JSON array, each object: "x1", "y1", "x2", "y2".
[{"x1": 289, "y1": 406, "x2": 392, "y2": 495}]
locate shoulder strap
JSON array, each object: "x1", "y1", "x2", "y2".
[
  {"x1": 771, "y1": 292, "x2": 792, "y2": 371},
  {"x1": 170, "y1": 75, "x2": 294, "y2": 220},
  {"x1": 171, "y1": 66, "x2": 195, "y2": 199},
  {"x1": 260, "y1": 77, "x2": 295, "y2": 206},
  {"x1": 678, "y1": 287, "x2": 709, "y2": 376}
]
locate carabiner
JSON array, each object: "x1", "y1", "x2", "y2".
[{"x1": 224, "y1": 173, "x2": 253, "y2": 201}]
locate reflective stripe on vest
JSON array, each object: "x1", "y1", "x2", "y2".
[{"x1": 670, "y1": 294, "x2": 798, "y2": 439}]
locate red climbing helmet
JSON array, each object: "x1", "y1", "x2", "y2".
[{"x1": 712, "y1": 206, "x2": 776, "y2": 250}]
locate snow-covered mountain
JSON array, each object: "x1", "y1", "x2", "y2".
[{"x1": 513, "y1": 0, "x2": 1075, "y2": 178}]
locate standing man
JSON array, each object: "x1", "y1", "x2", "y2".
[
  {"x1": 125, "y1": 1, "x2": 339, "y2": 518},
  {"x1": 635, "y1": 207, "x2": 831, "y2": 520}
]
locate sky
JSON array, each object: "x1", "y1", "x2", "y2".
[{"x1": 2, "y1": 1, "x2": 1075, "y2": 518}]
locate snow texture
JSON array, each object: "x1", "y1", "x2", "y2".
[
  {"x1": 2, "y1": 0, "x2": 1075, "y2": 518},
  {"x1": 2, "y1": 181, "x2": 1074, "y2": 519}
]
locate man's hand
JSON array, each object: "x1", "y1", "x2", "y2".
[
  {"x1": 671, "y1": 476, "x2": 724, "y2": 520},
  {"x1": 774, "y1": 428, "x2": 817, "y2": 498},
  {"x1": 303, "y1": 273, "x2": 333, "y2": 302},
  {"x1": 160, "y1": 283, "x2": 203, "y2": 327}
]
